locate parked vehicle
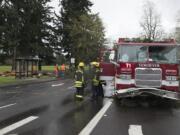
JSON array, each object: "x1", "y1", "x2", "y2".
[{"x1": 100, "y1": 38, "x2": 180, "y2": 100}]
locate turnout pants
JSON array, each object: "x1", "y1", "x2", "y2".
[
  {"x1": 92, "y1": 85, "x2": 99, "y2": 99},
  {"x1": 98, "y1": 83, "x2": 104, "y2": 97},
  {"x1": 76, "y1": 87, "x2": 84, "y2": 96}
]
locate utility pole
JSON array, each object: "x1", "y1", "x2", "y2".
[{"x1": 12, "y1": 44, "x2": 19, "y2": 72}]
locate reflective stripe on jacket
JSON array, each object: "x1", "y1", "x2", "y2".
[
  {"x1": 74, "y1": 69, "x2": 84, "y2": 88},
  {"x1": 75, "y1": 81, "x2": 83, "y2": 88},
  {"x1": 92, "y1": 69, "x2": 100, "y2": 86}
]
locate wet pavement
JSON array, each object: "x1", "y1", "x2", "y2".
[
  {"x1": 0, "y1": 79, "x2": 104, "y2": 135},
  {"x1": 1, "y1": 80, "x2": 180, "y2": 135},
  {"x1": 92, "y1": 98, "x2": 180, "y2": 135}
]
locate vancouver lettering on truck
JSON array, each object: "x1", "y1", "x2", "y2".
[{"x1": 100, "y1": 38, "x2": 180, "y2": 100}]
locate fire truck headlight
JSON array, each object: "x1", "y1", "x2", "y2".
[
  {"x1": 166, "y1": 76, "x2": 177, "y2": 81},
  {"x1": 120, "y1": 74, "x2": 131, "y2": 80}
]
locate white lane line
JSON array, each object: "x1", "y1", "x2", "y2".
[
  {"x1": 51, "y1": 83, "x2": 64, "y2": 87},
  {"x1": 0, "y1": 116, "x2": 38, "y2": 135},
  {"x1": 128, "y1": 125, "x2": 143, "y2": 135},
  {"x1": 67, "y1": 86, "x2": 74, "y2": 90},
  {"x1": 0, "y1": 103, "x2": 16, "y2": 110},
  {"x1": 79, "y1": 100, "x2": 112, "y2": 135}
]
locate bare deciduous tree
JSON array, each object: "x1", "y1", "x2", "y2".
[{"x1": 140, "y1": 1, "x2": 164, "y2": 41}]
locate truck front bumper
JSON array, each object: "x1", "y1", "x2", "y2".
[{"x1": 114, "y1": 88, "x2": 180, "y2": 100}]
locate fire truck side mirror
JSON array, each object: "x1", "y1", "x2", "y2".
[
  {"x1": 178, "y1": 59, "x2": 180, "y2": 64},
  {"x1": 109, "y1": 50, "x2": 115, "y2": 60},
  {"x1": 110, "y1": 60, "x2": 120, "y2": 67},
  {"x1": 149, "y1": 58, "x2": 153, "y2": 62}
]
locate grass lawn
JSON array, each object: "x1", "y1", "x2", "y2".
[
  {"x1": 0, "y1": 65, "x2": 55, "y2": 85},
  {"x1": 0, "y1": 65, "x2": 55, "y2": 72},
  {"x1": 0, "y1": 76, "x2": 16, "y2": 84},
  {"x1": 42, "y1": 66, "x2": 54, "y2": 71},
  {"x1": 0, "y1": 66, "x2": 11, "y2": 72},
  {"x1": 0, "y1": 65, "x2": 57, "y2": 85}
]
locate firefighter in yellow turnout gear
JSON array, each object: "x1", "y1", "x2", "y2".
[
  {"x1": 74, "y1": 62, "x2": 85, "y2": 99},
  {"x1": 92, "y1": 62, "x2": 101, "y2": 100}
]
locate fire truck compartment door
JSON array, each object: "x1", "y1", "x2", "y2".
[{"x1": 100, "y1": 62, "x2": 115, "y2": 81}]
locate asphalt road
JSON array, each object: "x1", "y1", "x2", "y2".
[
  {"x1": 1, "y1": 79, "x2": 180, "y2": 135},
  {"x1": 91, "y1": 98, "x2": 180, "y2": 135},
  {"x1": 0, "y1": 79, "x2": 105, "y2": 135}
]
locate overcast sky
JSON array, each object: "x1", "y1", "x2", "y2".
[{"x1": 50, "y1": 0, "x2": 180, "y2": 40}]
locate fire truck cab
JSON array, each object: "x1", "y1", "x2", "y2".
[{"x1": 100, "y1": 38, "x2": 180, "y2": 100}]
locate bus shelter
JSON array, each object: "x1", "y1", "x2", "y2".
[{"x1": 15, "y1": 57, "x2": 41, "y2": 79}]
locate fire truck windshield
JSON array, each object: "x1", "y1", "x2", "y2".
[
  {"x1": 118, "y1": 45, "x2": 177, "y2": 64},
  {"x1": 149, "y1": 46, "x2": 177, "y2": 64},
  {"x1": 119, "y1": 45, "x2": 148, "y2": 62}
]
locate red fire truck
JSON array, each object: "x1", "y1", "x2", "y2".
[{"x1": 100, "y1": 38, "x2": 180, "y2": 100}]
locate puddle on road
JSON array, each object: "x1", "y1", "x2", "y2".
[
  {"x1": 60, "y1": 93, "x2": 75, "y2": 106},
  {"x1": 17, "y1": 98, "x2": 106, "y2": 135},
  {"x1": 57, "y1": 98, "x2": 104, "y2": 135}
]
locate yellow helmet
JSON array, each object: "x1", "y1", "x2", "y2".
[
  {"x1": 95, "y1": 62, "x2": 100, "y2": 67},
  {"x1": 78, "y1": 62, "x2": 85, "y2": 67},
  {"x1": 91, "y1": 61, "x2": 97, "y2": 66}
]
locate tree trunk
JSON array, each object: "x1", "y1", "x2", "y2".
[{"x1": 11, "y1": 47, "x2": 16, "y2": 72}]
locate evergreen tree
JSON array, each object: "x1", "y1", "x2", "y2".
[
  {"x1": 0, "y1": 0, "x2": 20, "y2": 56},
  {"x1": 59, "y1": 0, "x2": 105, "y2": 65},
  {"x1": 69, "y1": 13, "x2": 105, "y2": 63},
  {"x1": 0, "y1": 0, "x2": 56, "y2": 65}
]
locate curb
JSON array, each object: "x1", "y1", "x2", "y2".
[{"x1": 0, "y1": 78, "x2": 57, "y2": 89}]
